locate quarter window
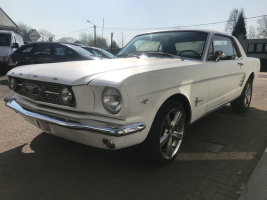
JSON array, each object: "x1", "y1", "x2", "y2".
[
  {"x1": 265, "y1": 44, "x2": 267, "y2": 52},
  {"x1": 17, "y1": 45, "x2": 34, "y2": 53}
]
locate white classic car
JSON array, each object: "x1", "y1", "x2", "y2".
[{"x1": 5, "y1": 29, "x2": 260, "y2": 165}]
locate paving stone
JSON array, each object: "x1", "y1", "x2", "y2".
[{"x1": 0, "y1": 74, "x2": 267, "y2": 199}]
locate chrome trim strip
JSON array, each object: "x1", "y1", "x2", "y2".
[
  {"x1": 190, "y1": 95, "x2": 241, "y2": 125},
  {"x1": 4, "y1": 96, "x2": 146, "y2": 137},
  {"x1": 44, "y1": 91, "x2": 59, "y2": 95}
]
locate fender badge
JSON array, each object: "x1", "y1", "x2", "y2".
[
  {"x1": 141, "y1": 99, "x2": 149, "y2": 104},
  {"x1": 195, "y1": 97, "x2": 203, "y2": 107}
]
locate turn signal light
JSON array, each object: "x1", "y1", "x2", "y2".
[{"x1": 103, "y1": 138, "x2": 115, "y2": 149}]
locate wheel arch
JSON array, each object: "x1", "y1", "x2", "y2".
[
  {"x1": 249, "y1": 72, "x2": 255, "y2": 83},
  {"x1": 163, "y1": 93, "x2": 192, "y2": 125}
]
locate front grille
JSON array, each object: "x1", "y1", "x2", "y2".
[{"x1": 14, "y1": 78, "x2": 75, "y2": 107}]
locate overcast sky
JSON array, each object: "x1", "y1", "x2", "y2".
[{"x1": 1, "y1": 0, "x2": 266, "y2": 45}]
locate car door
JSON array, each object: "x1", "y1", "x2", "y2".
[
  {"x1": 32, "y1": 44, "x2": 54, "y2": 64},
  {"x1": 206, "y1": 34, "x2": 242, "y2": 112}
]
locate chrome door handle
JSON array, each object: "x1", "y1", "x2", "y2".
[{"x1": 238, "y1": 63, "x2": 243, "y2": 66}]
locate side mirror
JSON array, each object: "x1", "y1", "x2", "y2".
[
  {"x1": 214, "y1": 50, "x2": 225, "y2": 62},
  {"x1": 12, "y1": 43, "x2": 19, "y2": 49}
]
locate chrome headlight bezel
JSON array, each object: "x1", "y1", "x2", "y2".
[
  {"x1": 60, "y1": 87, "x2": 74, "y2": 105},
  {"x1": 9, "y1": 77, "x2": 17, "y2": 90},
  {"x1": 102, "y1": 87, "x2": 122, "y2": 114}
]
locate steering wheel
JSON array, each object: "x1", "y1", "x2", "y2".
[{"x1": 178, "y1": 50, "x2": 201, "y2": 58}]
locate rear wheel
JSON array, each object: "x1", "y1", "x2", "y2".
[
  {"x1": 231, "y1": 78, "x2": 252, "y2": 113},
  {"x1": 139, "y1": 100, "x2": 186, "y2": 165}
]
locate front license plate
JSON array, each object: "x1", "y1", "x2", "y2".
[{"x1": 37, "y1": 120, "x2": 52, "y2": 133}]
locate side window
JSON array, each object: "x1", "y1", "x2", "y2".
[
  {"x1": 17, "y1": 45, "x2": 34, "y2": 53},
  {"x1": 91, "y1": 49, "x2": 100, "y2": 56},
  {"x1": 34, "y1": 44, "x2": 51, "y2": 55},
  {"x1": 213, "y1": 35, "x2": 235, "y2": 60},
  {"x1": 12, "y1": 36, "x2": 16, "y2": 45},
  {"x1": 53, "y1": 44, "x2": 76, "y2": 58},
  {"x1": 265, "y1": 44, "x2": 267, "y2": 53}
]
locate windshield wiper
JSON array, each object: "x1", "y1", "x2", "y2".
[
  {"x1": 117, "y1": 53, "x2": 140, "y2": 58},
  {"x1": 146, "y1": 52, "x2": 184, "y2": 60}
]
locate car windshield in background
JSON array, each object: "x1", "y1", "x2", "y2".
[
  {"x1": 118, "y1": 31, "x2": 208, "y2": 60},
  {"x1": 0, "y1": 33, "x2": 11, "y2": 47},
  {"x1": 101, "y1": 49, "x2": 115, "y2": 58},
  {"x1": 68, "y1": 45, "x2": 94, "y2": 57}
]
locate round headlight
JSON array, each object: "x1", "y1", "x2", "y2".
[
  {"x1": 102, "y1": 87, "x2": 122, "y2": 114},
  {"x1": 9, "y1": 78, "x2": 17, "y2": 90},
  {"x1": 60, "y1": 87, "x2": 73, "y2": 104}
]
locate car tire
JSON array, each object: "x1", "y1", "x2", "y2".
[
  {"x1": 231, "y1": 78, "x2": 252, "y2": 113},
  {"x1": 138, "y1": 99, "x2": 186, "y2": 165}
]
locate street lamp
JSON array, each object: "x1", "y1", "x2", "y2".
[{"x1": 87, "y1": 20, "x2": 96, "y2": 47}]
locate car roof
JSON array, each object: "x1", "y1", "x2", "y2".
[{"x1": 135, "y1": 29, "x2": 231, "y2": 37}]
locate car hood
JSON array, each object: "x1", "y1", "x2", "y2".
[
  {"x1": 0, "y1": 46, "x2": 10, "y2": 56},
  {"x1": 7, "y1": 58, "x2": 201, "y2": 85}
]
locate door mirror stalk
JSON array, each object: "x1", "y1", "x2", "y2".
[{"x1": 214, "y1": 50, "x2": 225, "y2": 62}]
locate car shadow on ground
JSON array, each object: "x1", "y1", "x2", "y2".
[
  {"x1": 1, "y1": 106, "x2": 267, "y2": 200},
  {"x1": 0, "y1": 79, "x2": 8, "y2": 86}
]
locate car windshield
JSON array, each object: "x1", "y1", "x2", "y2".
[
  {"x1": 68, "y1": 45, "x2": 94, "y2": 57},
  {"x1": 118, "y1": 31, "x2": 208, "y2": 60},
  {"x1": 0, "y1": 33, "x2": 11, "y2": 47}
]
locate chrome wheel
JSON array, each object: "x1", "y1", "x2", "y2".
[
  {"x1": 244, "y1": 83, "x2": 252, "y2": 107},
  {"x1": 160, "y1": 109, "x2": 184, "y2": 159}
]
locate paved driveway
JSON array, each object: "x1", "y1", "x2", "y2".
[{"x1": 0, "y1": 74, "x2": 267, "y2": 200}]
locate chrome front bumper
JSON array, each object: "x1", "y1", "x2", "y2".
[{"x1": 4, "y1": 96, "x2": 146, "y2": 136}]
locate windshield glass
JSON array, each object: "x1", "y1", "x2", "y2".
[
  {"x1": 0, "y1": 33, "x2": 11, "y2": 47},
  {"x1": 68, "y1": 45, "x2": 94, "y2": 57},
  {"x1": 118, "y1": 31, "x2": 208, "y2": 60}
]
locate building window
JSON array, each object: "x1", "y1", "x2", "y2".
[
  {"x1": 256, "y1": 44, "x2": 263, "y2": 52},
  {"x1": 248, "y1": 44, "x2": 254, "y2": 53}
]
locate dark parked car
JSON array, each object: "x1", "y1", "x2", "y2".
[
  {"x1": 63, "y1": 43, "x2": 115, "y2": 59},
  {"x1": 9, "y1": 42, "x2": 98, "y2": 67}
]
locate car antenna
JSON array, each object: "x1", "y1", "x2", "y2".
[{"x1": 101, "y1": 18, "x2": 104, "y2": 60}]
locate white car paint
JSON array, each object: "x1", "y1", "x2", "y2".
[{"x1": 6, "y1": 29, "x2": 260, "y2": 150}]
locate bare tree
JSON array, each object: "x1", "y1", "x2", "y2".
[
  {"x1": 117, "y1": 32, "x2": 125, "y2": 48},
  {"x1": 88, "y1": 36, "x2": 108, "y2": 48},
  {"x1": 57, "y1": 37, "x2": 76, "y2": 43},
  {"x1": 257, "y1": 16, "x2": 267, "y2": 38},
  {"x1": 38, "y1": 29, "x2": 54, "y2": 42},
  {"x1": 17, "y1": 22, "x2": 32, "y2": 42},
  {"x1": 225, "y1": 8, "x2": 239, "y2": 34},
  {"x1": 79, "y1": 32, "x2": 93, "y2": 45},
  {"x1": 247, "y1": 26, "x2": 258, "y2": 39}
]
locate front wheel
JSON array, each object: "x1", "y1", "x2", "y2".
[
  {"x1": 231, "y1": 78, "x2": 252, "y2": 113},
  {"x1": 139, "y1": 100, "x2": 186, "y2": 165}
]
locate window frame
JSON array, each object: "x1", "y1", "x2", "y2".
[{"x1": 206, "y1": 34, "x2": 241, "y2": 62}]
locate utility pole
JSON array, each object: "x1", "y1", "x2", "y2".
[
  {"x1": 94, "y1": 25, "x2": 96, "y2": 47},
  {"x1": 111, "y1": 32, "x2": 114, "y2": 53},
  {"x1": 87, "y1": 20, "x2": 97, "y2": 47}
]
